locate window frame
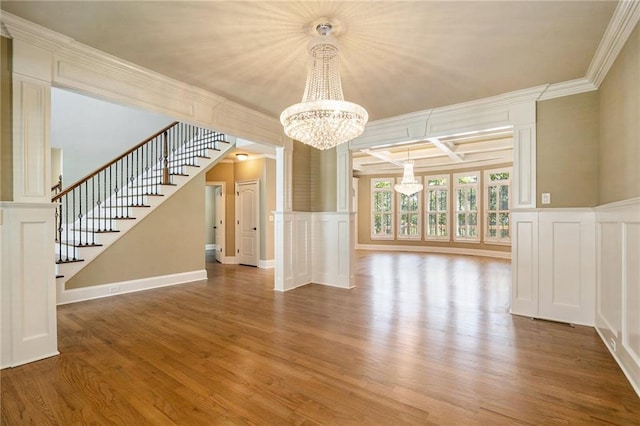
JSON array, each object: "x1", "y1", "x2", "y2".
[
  {"x1": 484, "y1": 167, "x2": 512, "y2": 245},
  {"x1": 370, "y1": 177, "x2": 395, "y2": 240},
  {"x1": 453, "y1": 171, "x2": 481, "y2": 243},
  {"x1": 424, "y1": 174, "x2": 450, "y2": 241},
  {"x1": 396, "y1": 176, "x2": 422, "y2": 240}
]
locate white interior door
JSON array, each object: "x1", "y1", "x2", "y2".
[
  {"x1": 213, "y1": 186, "x2": 224, "y2": 263},
  {"x1": 236, "y1": 180, "x2": 259, "y2": 266}
]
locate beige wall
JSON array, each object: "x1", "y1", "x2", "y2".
[
  {"x1": 263, "y1": 158, "x2": 276, "y2": 260},
  {"x1": 536, "y1": 91, "x2": 599, "y2": 207},
  {"x1": 66, "y1": 174, "x2": 206, "y2": 289},
  {"x1": 205, "y1": 157, "x2": 276, "y2": 261},
  {"x1": 598, "y1": 22, "x2": 640, "y2": 205},
  {"x1": 312, "y1": 148, "x2": 337, "y2": 212},
  {"x1": 292, "y1": 141, "x2": 311, "y2": 211},
  {"x1": 0, "y1": 37, "x2": 12, "y2": 201},
  {"x1": 291, "y1": 141, "x2": 337, "y2": 212},
  {"x1": 357, "y1": 163, "x2": 512, "y2": 253}
]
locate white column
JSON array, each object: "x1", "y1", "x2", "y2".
[
  {"x1": 0, "y1": 37, "x2": 58, "y2": 368},
  {"x1": 511, "y1": 101, "x2": 537, "y2": 210},
  {"x1": 332, "y1": 143, "x2": 355, "y2": 288},
  {"x1": 509, "y1": 101, "x2": 539, "y2": 318},
  {"x1": 274, "y1": 138, "x2": 296, "y2": 291}
]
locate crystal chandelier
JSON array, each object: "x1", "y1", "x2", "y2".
[
  {"x1": 394, "y1": 150, "x2": 423, "y2": 196},
  {"x1": 280, "y1": 23, "x2": 368, "y2": 150}
]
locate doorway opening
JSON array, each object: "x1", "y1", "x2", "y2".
[{"x1": 205, "y1": 181, "x2": 226, "y2": 263}]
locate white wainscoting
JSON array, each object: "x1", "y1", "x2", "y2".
[
  {"x1": 274, "y1": 211, "x2": 353, "y2": 292},
  {"x1": 1, "y1": 203, "x2": 58, "y2": 369},
  {"x1": 511, "y1": 209, "x2": 596, "y2": 326},
  {"x1": 356, "y1": 244, "x2": 511, "y2": 259},
  {"x1": 311, "y1": 213, "x2": 354, "y2": 289},
  {"x1": 595, "y1": 198, "x2": 640, "y2": 397},
  {"x1": 511, "y1": 211, "x2": 539, "y2": 317},
  {"x1": 538, "y1": 210, "x2": 595, "y2": 326},
  {"x1": 274, "y1": 212, "x2": 310, "y2": 291}
]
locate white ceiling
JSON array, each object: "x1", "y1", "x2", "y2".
[{"x1": 0, "y1": 1, "x2": 618, "y2": 171}]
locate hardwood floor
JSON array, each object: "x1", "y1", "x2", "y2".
[{"x1": 2, "y1": 251, "x2": 639, "y2": 425}]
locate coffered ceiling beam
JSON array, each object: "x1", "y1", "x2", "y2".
[
  {"x1": 426, "y1": 138, "x2": 464, "y2": 162},
  {"x1": 360, "y1": 149, "x2": 405, "y2": 168}
]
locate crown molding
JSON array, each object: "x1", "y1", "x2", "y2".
[
  {"x1": 1, "y1": 12, "x2": 72, "y2": 51},
  {"x1": 1, "y1": 22, "x2": 10, "y2": 38},
  {"x1": 587, "y1": 0, "x2": 640, "y2": 87},
  {"x1": 538, "y1": 77, "x2": 598, "y2": 101},
  {"x1": 0, "y1": 11, "x2": 284, "y2": 147}
]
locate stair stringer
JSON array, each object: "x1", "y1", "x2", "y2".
[{"x1": 55, "y1": 139, "x2": 235, "y2": 304}]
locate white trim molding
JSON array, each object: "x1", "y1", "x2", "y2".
[
  {"x1": 258, "y1": 259, "x2": 275, "y2": 269},
  {"x1": 356, "y1": 244, "x2": 511, "y2": 260},
  {"x1": 595, "y1": 197, "x2": 640, "y2": 398},
  {"x1": 1, "y1": 12, "x2": 285, "y2": 148},
  {"x1": 538, "y1": 78, "x2": 598, "y2": 101},
  {"x1": 587, "y1": 0, "x2": 640, "y2": 88},
  {"x1": 56, "y1": 270, "x2": 208, "y2": 306},
  {"x1": 1, "y1": 203, "x2": 58, "y2": 369},
  {"x1": 274, "y1": 211, "x2": 354, "y2": 291},
  {"x1": 511, "y1": 208, "x2": 596, "y2": 326}
]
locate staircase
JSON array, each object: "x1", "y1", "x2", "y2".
[{"x1": 53, "y1": 122, "x2": 234, "y2": 303}]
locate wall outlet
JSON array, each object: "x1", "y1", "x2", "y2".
[
  {"x1": 108, "y1": 286, "x2": 120, "y2": 294},
  {"x1": 541, "y1": 193, "x2": 551, "y2": 204},
  {"x1": 610, "y1": 337, "x2": 617, "y2": 352}
]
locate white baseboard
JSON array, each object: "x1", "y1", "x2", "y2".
[
  {"x1": 57, "y1": 270, "x2": 208, "y2": 305},
  {"x1": 596, "y1": 327, "x2": 640, "y2": 399},
  {"x1": 221, "y1": 256, "x2": 237, "y2": 264},
  {"x1": 274, "y1": 281, "x2": 311, "y2": 293},
  {"x1": 355, "y1": 244, "x2": 511, "y2": 259},
  {"x1": 1, "y1": 351, "x2": 60, "y2": 370},
  {"x1": 259, "y1": 259, "x2": 275, "y2": 269}
]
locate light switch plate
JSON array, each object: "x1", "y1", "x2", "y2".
[{"x1": 542, "y1": 193, "x2": 551, "y2": 204}]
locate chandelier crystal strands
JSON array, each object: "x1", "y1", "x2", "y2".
[
  {"x1": 394, "y1": 149, "x2": 423, "y2": 196},
  {"x1": 280, "y1": 23, "x2": 368, "y2": 150}
]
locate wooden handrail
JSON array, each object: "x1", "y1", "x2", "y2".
[{"x1": 52, "y1": 121, "x2": 179, "y2": 202}]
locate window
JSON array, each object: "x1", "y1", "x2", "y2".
[
  {"x1": 485, "y1": 168, "x2": 511, "y2": 243},
  {"x1": 397, "y1": 178, "x2": 421, "y2": 240},
  {"x1": 425, "y1": 175, "x2": 449, "y2": 240},
  {"x1": 371, "y1": 178, "x2": 394, "y2": 239},
  {"x1": 454, "y1": 172, "x2": 479, "y2": 242}
]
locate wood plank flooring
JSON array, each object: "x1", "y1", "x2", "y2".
[{"x1": 2, "y1": 251, "x2": 639, "y2": 425}]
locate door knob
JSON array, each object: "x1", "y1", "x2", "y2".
[{"x1": 253, "y1": 227, "x2": 257, "y2": 230}]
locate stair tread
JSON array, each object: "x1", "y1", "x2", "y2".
[
  {"x1": 128, "y1": 183, "x2": 176, "y2": 188},
  {"x1": 56, "y1": 258, "x2": 85, "y2": 264},
  {"x1": 116, "y1": 193, "x2": 164, "y2": 198},
  {"x1": 86, "y1": 216, "x2": 137, "y2": 220},
  {"x1": 101, "y1": 204, "x2": 151, "y2": 208},
  {"x1": 141, "y1": 174, "x2": 188, "y2": 179},
  {"x1": 71, "y1": 228, "x2": 120, "y2": 233},
  {"x1": 57, "y1": 241, "x2": 103, "y2": 248},
  {"x1": 167, "y1": 161, "x2": 200, "y2": 167}
]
